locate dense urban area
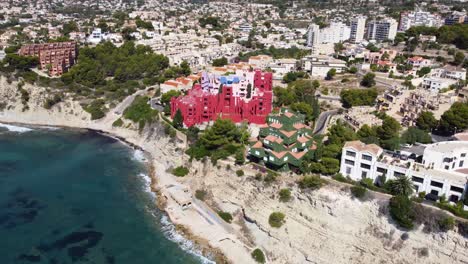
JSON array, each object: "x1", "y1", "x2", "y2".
[{"x1": 1, "y1": 0, "x2": 468, "y2": 263}]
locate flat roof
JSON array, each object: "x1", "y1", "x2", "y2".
[{"x1": 425, "y1": 141, "x2": 468, "y2": 154}]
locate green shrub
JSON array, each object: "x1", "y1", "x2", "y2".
[
  {"x1": 43, "y1": 94, "x2": 62, "y2": 109},
  {"x1": 298, "y1": 175, "x2": 325, "y2": 190},
  {"x1": 255, "y1": 173, "x2": 262, "y2": 181},
  {"x1": 438, "y1": 217, "x2": 455, "y2": 232},
  {"x1": 389, "y1": 195, "x2": 415, "y2": 229},
  {"x1": 195, "y1": 190, "x2": 207, "y2": 201},
  {"x1": 112, "y1": 118, "x2": 124, "y2": 127},
  {"x1": 218, "y1": 211, "x2": 233, "y2": 223},
  {"x1": 332, "y1": 173, "x2": 351, "y2": 183},
  {"x1": 84, "y1": 99, "x2": 106, "y2": 120},
  {"x1": 172, "y1": 166, "x2": 189, "y2": 177},
  {"x1": 279, "y1": 189, "x2": 292, "y2": 202},
  {"x1": 263, "y1": 172, "x2": 277, "y2": 184},
  {"x1": 351, "y1": 186, "x2": 367, "y2": 199},
  {"x1": 123, "y1": 96, "x2": 158, "y2": 123},
  {"x1": 269, "y1": 212, "x2": 285, "y2": 228},
  {"x1": 251, "y1": 248, "x2": 266, "y2": 263},
  {"x1": 235, "y1": 169, "x2": 244, "y2": 177}
]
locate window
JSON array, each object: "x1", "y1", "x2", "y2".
[
  {"x1": 362, "y1": 154, "x2": 372, "y2": 161},
  {"x1": 459, "y1": 161, "x2": 464, "y2": 167},
  {"x1": 345, "y1": 159, "x2": 355, "y2": 166},
  {"x1": 346, "y1": 167, "x2": 352, "y2": 175},
  {"x1": 430, "y1": 181, "x2": 443, "y2": 188},
  {"x1": 377, "y1": 167, "x2": 387, "y2": 173},
  {"x1": 360, "y1": 163, "x2": 371, "y2": 170},
  {"x1": 394, "y1": 171, "x2": 405, "y2": 177},
  {"x1": 450, "y1": 186, "x2": 464, "y2": 193},
  {"x1": 346, "y1": 151, "x2": 356, "y2": 157},
  {"x1": 361, "y1": 171, "x2": 367, "y2": 178},
  {"x1": 444, "y1": 165, "x2": 449, "y2": 170},
  {"x1": 411, "y1": 176, "x2": 424, "y2": 183},
  {"x1": 430, "y1": 189, "x2": 439, "y2": 196},
  {"x1": 452, "y1": 163, "x2": 455, "y2": 169},
  {"x1": 462, "y1": 153, "x2": 466, "y2": 158},
  {"x1": 449, "y1": 195, "x2": 460, "y2": 203}
]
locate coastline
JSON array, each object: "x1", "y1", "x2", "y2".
[{"x1": 0, "y1": 118, "x2": 246, "y2": 264}]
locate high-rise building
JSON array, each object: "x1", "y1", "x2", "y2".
[
  {"x1": 399, "y1": 10, "x2": 442, "y2": 31},
  {"x1": 366, "y1": 18, "x2": 398, "y2": 41},
  {"x1": 350, "y1": 16, "x2": 366, "y2": 43},
  {"x1": 307, "y1": 23, "x2": 320, "y2": 47},
  {"x1": 319, "y1": 21, "x2": 351, "y2": 44}
]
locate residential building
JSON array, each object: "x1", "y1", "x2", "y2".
[
  {"x1": 248, "y1": 108, "x2": 317, "y2": 172},
  {"x1": 366, "y1": 18, "x2": 398, "y2": 41},
  {"x1": 399, "y1": 10, "x2": 442, "y2": 31},
  {"x1": 407, "y1": 56, "x2": 432, "y2": 71},
  {"x1": 248, "y1": 55, "x2": 274, "y2": 70},
  {"x1": 399, "y1": 91, "x2": 448, "y2": 126},
  {"x1": 340, "y1": 140, "x2": 468, "y2": 203},
  {"x1": 268, "y1": 59, "x2": 298, "y2": 80},
  {"x1": 170, "y1": 70, "x2": 273, "y2": 127},
  {"x1": 318, "y1": 21, "x2": 351, "y2": 44},
  {"x1": 422, "y1": 66, "x2": 466, "y2": 91},
  {"x1": 444, "y1": 11, "x2": 466, "y2": 25},
  {"x1": 19, "y1": 41, "x2": 78, "y2": 76},
  {"x1": 302, "y1": 55, "x2": 347, "y2": 78},
  {"x1": 350, "y1": 16, "x2": 366, "y2": 43},
  {"x1": 307, "y1": 23, "x2": 320, "y2": 47}
]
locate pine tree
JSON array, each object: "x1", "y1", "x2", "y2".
[{"x1": 173, "y1": 109, "x2": 184, "y2": 129}]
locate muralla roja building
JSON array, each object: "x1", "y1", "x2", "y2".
[
  {"x1": 19, "y1": 41, "x2": 78, "y2": 76},
  {"x1": 170, "y1": 69, "x2": 273, "y2": 127},
  {"x1": 248, "y1": 108, "x2": 317, "y2": 172}
]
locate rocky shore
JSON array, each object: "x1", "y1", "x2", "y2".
[{"x1": 1, "y1": 77, "x2": 467, "y2": 264}]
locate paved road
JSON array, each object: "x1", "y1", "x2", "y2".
[
  {"x1": 314, "y1": 109, "x2": 339, "y2": 135},
  {"x1": 113, "y1": 89, "x2": 147, "y2": 115}
]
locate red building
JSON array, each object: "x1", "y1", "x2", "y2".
[
  {"x1": 170, "y1": 70, "x2": 273, "y2": 127},
  {"x1": 19, "y1": 42, "x2": 78, "y2": 76}
]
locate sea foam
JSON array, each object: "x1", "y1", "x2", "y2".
[
  {"x1": 0, "y1": 123, "x2": 33, "y2": 133},
  {"x1": 133, "y1": 149, "x2": 147, "y2": 162}
]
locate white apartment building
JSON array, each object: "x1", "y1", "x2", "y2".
[
  {"x1": 350, "y1": 16, "x2": 366, "y2": 43},
  {"x1": 366, "y1": 18, "x2": 398, "y2": 41},
  {"x1": 422, "y1": 66, "x2": 466, "y2": 91},
  {"x1": 399, "y1": 10, "x2": 442, "y2": 31},
  {"x1": 340, "y1": 141, "x2": 468, "y2": 203},
  {"x1": 319, "y1": 22, "x2": 351, "y2": 44},
  {"x1": 307, "y1": 23, "x2": 320, "y2": 47}
]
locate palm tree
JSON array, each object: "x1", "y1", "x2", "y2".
[{"x1": 388, "y1": 176, "x2": 414, "y2": 197}]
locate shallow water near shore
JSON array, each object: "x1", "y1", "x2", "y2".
[{"x1": 0, "y1": 127, "x2": 204, "y2": 263}]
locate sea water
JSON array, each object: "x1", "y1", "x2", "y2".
[{"x1": 0, "y1": 126, "x2": 205, "y2": 264}]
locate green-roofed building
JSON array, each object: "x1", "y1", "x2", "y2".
[{"x1": 248, "y1": 108, "x2": 317, "y2": 172}]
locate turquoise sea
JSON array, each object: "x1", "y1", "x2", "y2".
[{"x1": 0, "y1": 125, "x2": 204, "y2": 264}]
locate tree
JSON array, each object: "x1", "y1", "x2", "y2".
[
  {"x1": 61, "y1": 21, "x2": 79, "y2": 36},
  {"x1": 320, "y1": 158, "x2": 340, "y2": 175},
  {"x1": 326, "y1": 68, "x2": 336, "y2": 80},
  {"x1": 212, "y1": 57, "x2": 228, "y2": 67},
  {"x1": 340, "y1": 89, "x2": 378, "y2": 108},
  {"x1": 269, "y1": 212, "x2": 286, "y2": 228},
  {"x1": 246, "y1": 83, "x2": 252, "y2": 98},
  {"x1": 357, "y1": 124, "x2": 379, "y2": 144},
  {"x1": 377, "y1": 116, "x2": 401, "y2": 141},
  {"x1": 298, "y1": 175, "x2": 325, "y2": 190},
  {"x1": 180, "y1": 60, "x2": 191, "y2": 76},
  {"x1": 291, "y1": 102, "x2": 313, "y2": 122},
  {"x1": 387, "y1": 176, "x2": 414, "y2": 196},
  {"x1": 416, "y1": 111, "x2": 438, "y2": 131},
  {"x1": 327, "y1": 121, "x2": 357, "y2": 146},
  {"x1": 453, "y1": 51, "x2": 465, "y2": 66},
  {"x1": 401, "y1": 127, "x2": 432, "y2": 144},
  {"x1": 173, "y1": 109, "x2": 184, "y2": 129},
  {"x1": 351, "y1": 185, "x2": 367, "y2": 199},
  {"x1": 416, "y1": 66, "x2": 431, "y2": 77},
  {"x1": 361, "y1": 72, "x2": 376, "y2": 87},
  {"x1": 439, "y1": 102, "x2": 468, "y2": 134},
  {"x1": 348, "y1": 66, "x2": 358, "y2": 74},
  {"x1": 283, "y1": 72, "x2": 298, "y2": 83},
  {"x1": 161, "y1": 90, "x2": 182, "y2": 105},
  {"x1": 389, "y1": 195, "x2": 415, "y2": 229}
]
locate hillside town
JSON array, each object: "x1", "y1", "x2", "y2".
[{"x1": 0, "y1": 0, "x2": 468, "y2": 263}]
